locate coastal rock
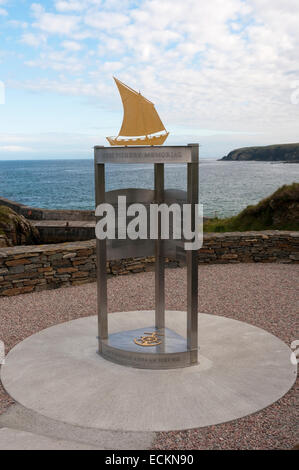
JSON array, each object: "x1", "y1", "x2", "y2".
[
  {"x1": 0, "y1": 205, "x2": 40, "y2": 246},
  {"x1": 0, "y1": 235, "x2": 9, "y2": 247},
  {"x1": 220, "y1": 143, "x2": 299, "y2": 162}
]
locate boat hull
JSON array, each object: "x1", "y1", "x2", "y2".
[{"x1": 106, "y1": 133, "x2": 169, "y2": 146}]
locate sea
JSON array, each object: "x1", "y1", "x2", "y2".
[{"x1": 0, "y1": 159, "x2": 298, "y2": 218}]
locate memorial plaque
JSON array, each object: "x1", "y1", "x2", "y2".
[
  {"x1": 104, "y1": 187, "x2": 187, "y2": 261},
  {"x1": 95, "y1": 145, "x2": 194, "y2": 164}
]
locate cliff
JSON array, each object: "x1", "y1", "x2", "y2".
[{"x1": 220, "y1": 143, "x2": 299, "y2": 162}]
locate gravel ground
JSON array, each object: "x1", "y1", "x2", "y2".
[{"x1": 0, "y1": 263, "x2": 298, "y2": 449}]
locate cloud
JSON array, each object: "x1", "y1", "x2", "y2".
[
  {"x1": 31, "y1": 3, "x2": 80, "y2": 35},
  {"x1": 0, "y1": 7, "x2": 7, "y2": 15},
  {"x1": 21, "y1": 32, "x2": 47, "y2": 47},
  {"x1": 102, "y1": 61, "x2": 124, "y2": 72},
  {"x1": 25, "y1": 51, "x2": 84, "y2": 72},
  {"x1": 12, "y1": 77, "x2": 110, "y2": 96},
  {"x1": 55, "y1": 0, "x2": 102, "y2": 12},
  {"x1": 61, "y1": 40, "x2": 82, "y2": 51},
  {"x1": 5, "y1": 0, "x2": 299, "y2": 150},
  {"x1": 0, "y1": 132, "x2": 101, "y2": 159},
  {"x1": 0, "y1": 134, "x2": 42, "y2": 144},
  {"x1": 55, "y1": 0, "x2": 86, "y2": 11},
  {"x1": 9, "y1": 20, "x2": 28, "y2": 28},
  {"x1": 84, "y1": 11, "x2": 130, "y2": 31},
  {"x1": 0, "y1": 145, "x2": 33, "y2": 152}
]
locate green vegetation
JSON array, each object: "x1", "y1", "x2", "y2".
[
  {"x1": 0, "y1": 205, "x2": 12, "y2": 236},
  {"x1": 204, "y1": 183, "x2": 299, "y2": 232},
  {"x1": 0, "y1": 205, "x2": 40, "y2": 246},
  {"x1": 0, "y1": 204, "x2": 12, "y2": 220}
]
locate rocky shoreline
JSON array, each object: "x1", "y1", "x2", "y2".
[{"x1": 220, "y1": 143, "x2": 299, "y2": 162}]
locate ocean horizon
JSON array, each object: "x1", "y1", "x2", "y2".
[{"x1": 0, "y1": 158, "x2": 298, "y2": 218}]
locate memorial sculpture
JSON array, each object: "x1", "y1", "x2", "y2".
[{"x1": 95, "y1": 77, "x2": 199, "y2": 369}]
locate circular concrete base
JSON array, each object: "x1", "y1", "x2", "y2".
[{"x1": 1, "y1": 311, "x2": 297, "y2": 432}]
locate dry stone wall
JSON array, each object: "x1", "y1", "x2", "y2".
[{"x1": 0, "y1": 231, "x2": 298, "y2": 297}]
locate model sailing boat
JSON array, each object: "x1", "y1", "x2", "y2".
[{"x1": 106, "y1": 77, "x2": 169, "y2": 146}]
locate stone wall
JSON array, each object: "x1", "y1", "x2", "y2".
[
  {"x1": 0, "y1": 196, "x2": 95, "y2": 221},
  {"x1": 32, "y1": 220, "x2": 95, "y2": 243},
  {"x1": 0, "y1": 231, "x2": 298, "y2": 297}
]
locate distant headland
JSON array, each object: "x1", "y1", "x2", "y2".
[{"x1": 220, "y1": 143, "x2": 299, "y2": 162}]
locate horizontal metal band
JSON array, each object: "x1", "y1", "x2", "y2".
[{"x1": 94, "y1": 145, "x2": 197, "y2": 163}]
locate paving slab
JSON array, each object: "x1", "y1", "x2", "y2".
[
  {"x1": 0, "y1": 403, "x2": 154, "y2": 450},
  {"x1": 1, "y1": 311, "x2": 296, "y2": 432},
  {"x1": 0, "y1": 427, "x2": 102, "y2": 450}
]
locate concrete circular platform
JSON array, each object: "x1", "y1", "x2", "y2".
[{"x1": 1, "y1": 311, "x2": 297, "y2": 432}]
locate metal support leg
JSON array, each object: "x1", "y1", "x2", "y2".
[
  {"x1": 94, "y1": 158, "x2": 108, "y2": 351},
  {"x1": 155, "y1": 163, "x2": 165, "y2": 330},
  {"x1": 187, "y1": 145, "x2": 199, "y2": 363}
]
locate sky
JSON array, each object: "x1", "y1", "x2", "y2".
[{"x1": 0, "y1": 0, "x2": 298, "y2": 159}]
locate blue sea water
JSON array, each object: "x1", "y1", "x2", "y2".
[{"x1": 0, "y1": 159, "x2": 298, "y2": 218}]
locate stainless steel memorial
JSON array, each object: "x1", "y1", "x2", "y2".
[{"x1": 94, "y1": 144, "x2": 199, "y2": 369}]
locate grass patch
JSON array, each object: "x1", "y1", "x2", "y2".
[
  {"x1": 0, "y1": 205, "x2": 13, "y2": 223},
  {"x1": 204, "y1": 183, "x2": 299, "y2": 232}
]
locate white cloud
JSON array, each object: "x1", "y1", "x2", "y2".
[
  {"x1": 12, "y1": 77, "x2": 110, "y2": 96},
  {"x1": 21, "y1": 32, "x2": 47, "y2": 47},
  {"x1": 26, "y1": 51, "x2": 84, "y2": 72},
  {"x1": 31, "y1": 3, "x2": 80, "y2": 35},
  {"x1": 102, "y1": 61, "x2": 123, "y2": 72},
  {"x1": 0, "y1": 134, "x2": 43, "y2": 144},
  {"x1": 55, "y1": 0, "x2": 102, "y2": 12},
  {"x1": 0, "y1": 132, "x2": 103, "y2": 159},
  {"x1": 61, "y1": 40, "x2": 82, "y2": 51},
  {"x1": 97, "y1": 35, "x2": 125, "y2": 55},
  {"x1": 55, "y1": 1, "x2": 86, "y2": 12},
  {"x1": 0, "y1": 145, "x2": 33, "y2": 152},
  {"x1": 7, "y1": 0, "x2": 299, "y2": 147},
  {"x1": 9, "y1": 20, "x2": 28, "y2": 28},
  {"x1": 84, "y1": 11, "x2": 130, "y2": 31},
  {"x1": 0, "y1": 7, "x2": 7, "y2": 15}
]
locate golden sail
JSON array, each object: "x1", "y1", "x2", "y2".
[{"x1": 106, "y1": 77, "x2": 169, "y2": 146}]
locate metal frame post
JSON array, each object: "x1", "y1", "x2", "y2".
[
  {"x1": 187, "y1": 144, "x2": 199, "y2": 362},
  {"x1": 154, "y1": 163, "x2": 165, "y2": 330},
  {"x1": 94, "y1": 150, "x2": 108, "y2": 351}
]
